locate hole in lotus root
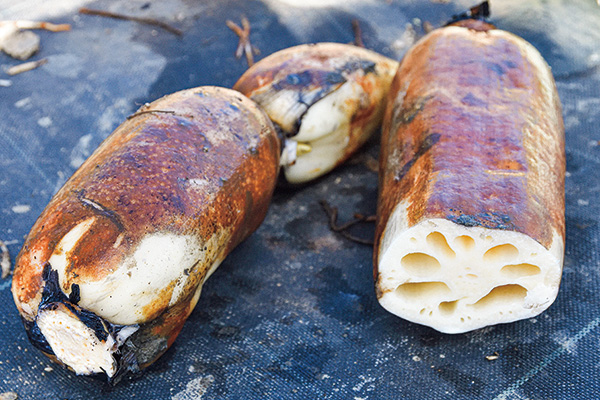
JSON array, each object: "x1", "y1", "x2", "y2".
[
  {"x1": 394, "y1": 281, "x2": 451, "y2": 301},
  {"x1": 439, "y1": 300, "x2": 458, "y2": 316},
  {"x1": 472, "y1": 284, "x2": 527, "y2": 310},
  {"x1": 483, "y1": 244, "x2": 519, "y2": 263},
  {"x1": 454, "y1": 235, "x2": 475, "y2": 251},
  {"x1": 501, "y1": 263, "x2": 541, "y2": 278},
  {"x1": 426, "y1": 232, "x2": 456, "y2": 258},
  {"x1": 401, "y1": 253, "x2": 441, "y2": 276}
]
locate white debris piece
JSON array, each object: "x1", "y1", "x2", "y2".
[
  {"x1": 0, "y1": 240, "x2": 10, "y2": 279},
  {"x1": 0, "y1": 20, "x2": 70, "y2": 60}
]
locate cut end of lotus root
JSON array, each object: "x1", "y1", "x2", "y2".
[
  {"x1": 377, "y1": 218, "x2": 563, "y2": 334},
  {"x1": 36, "y1": 302, "x2": 137, "y2": 377}
]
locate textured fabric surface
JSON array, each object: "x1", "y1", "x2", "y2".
[{"x1": 0, "y1": 1, "x2": 598, "y2": 399}]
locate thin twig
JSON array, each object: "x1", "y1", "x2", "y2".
[
  {"x1": 79, "y1": 8, "x2": 182, "y2": 36},
  {"x1": 226, "y1": 16, "x2": 259, "y2": 67},
  {"x1": 6, "y1": 58, "x2": 47, "y2": 75},
  {"x1": 127, "y1": 109, "x2": 176, "y2": 120},
  {"x1": 352, "y1": 19, "x2": 365, "y2": 48},
  {"x1": 319, "y1": 200, "x2": 375, "y2": 246},
  {"x1": 353, "y1": 213, "x2": 376, "y2": 222},
  {"x1": 9, "y1": 20, "x2": 71, "y2": 32}
]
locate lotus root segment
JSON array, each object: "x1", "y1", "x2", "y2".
[
  {"x1": 11, "y1": 87, "x2": 280, "y2": 381},
  {"x1": 234, "y1": 42, "x2": 399, "y2": 184},
  {"x1": 375, "y1": 21, "x2": 565, "y2": 334}
]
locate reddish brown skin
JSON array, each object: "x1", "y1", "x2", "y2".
[
  {"x1": 448, "y1": 19, "x2": 495, "y2": 32},
  {"x1": 234, "y1": 44, "x2": 397, "y2": 137},
  {"x1": 12, "y1": 87, "x2": 280, "y2": 370},
  {"x1": 375, "y1": 21, "x2": 565, "y2": 275},
  {"x1": 234, "y1": 43, "x2": 398, "y2": 184},
  {"x1": 233, "y1": 43, "x2": 354, "y2": 99}
]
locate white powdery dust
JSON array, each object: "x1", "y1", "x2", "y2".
[
  {"x1": 37, "y1": 117, "x2": 52, "y2": 128},
  {"x1": 172, "y1": 375, "x2": 215, "y2": 400},
  {"x1": 11, "y1": 204, "x2": 31, "y2": 214},
  {"x1": 352, "y1": 375, "x2": 376, "y2": 392},
  {"x1": 70, "y1": 134, "x2": 93, "y2": 169}
]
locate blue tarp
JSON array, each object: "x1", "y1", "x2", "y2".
[{"x1": 0, "y1": 1, "x2": 598, "y2": 398}]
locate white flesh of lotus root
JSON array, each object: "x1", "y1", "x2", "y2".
[
  {"x1": 377, "y1": 207, "x2": 564, "y2": 334},
  {"x1": 283, "y1": 80, "x2": 378, "y2": 184},
  {"x1": 36, "y1": 305, "x2": 118, "y2": 377}
]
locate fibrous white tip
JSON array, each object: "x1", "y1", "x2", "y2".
[{"x1": 36, "y1": 304, "x2": 118, "y2": 377}]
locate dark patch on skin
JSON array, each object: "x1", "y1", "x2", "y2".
[
  {"x1": 393, "y1": 95, "x2": 431, "y2": 126},
  {"x1": 435, "y1": 364, "x2": 484, "y2": 396},
  {"x1": 77, "y1": 191, "x2": 126, "y2": 232},
  {"x1": 396, "y1": 132, "x2": 441, "y2": 181},
  {"x1": 159, "y1": 190, "x2": 187, "y2": 215},
  {"x1": 232, "y1": 131, "x2": 246, "y2": 145},
  {"x1": 68, "y1": 283, "x2": 81, "y2": 304},
  {"x1": 274, "y1": 58, "x2": 374, "y2": 92},
  {"x1": 271, "y1": 70, "x2": 343, "y2": 99},
  {"x1": 486, "y1": 62, "x2": 505, "y2": 76},
  {"x1": 284, "y1": 71, "x2": 312, "y2": 87},
  {"x1": 447, "y1": 209, "x2": 516, "y2": 230},
  {"x1": 174, "y1": 115, "x2": 195, "y2": 128},
  {"x1": 341, "y1": 59, "x2": 377, "y2": 76},
  {"x1": 324, "y1": 71, "x2": 347, "y2": 85},
  {"x1": 461, "y1": 92, "x2": 487, "y2": 107}
]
